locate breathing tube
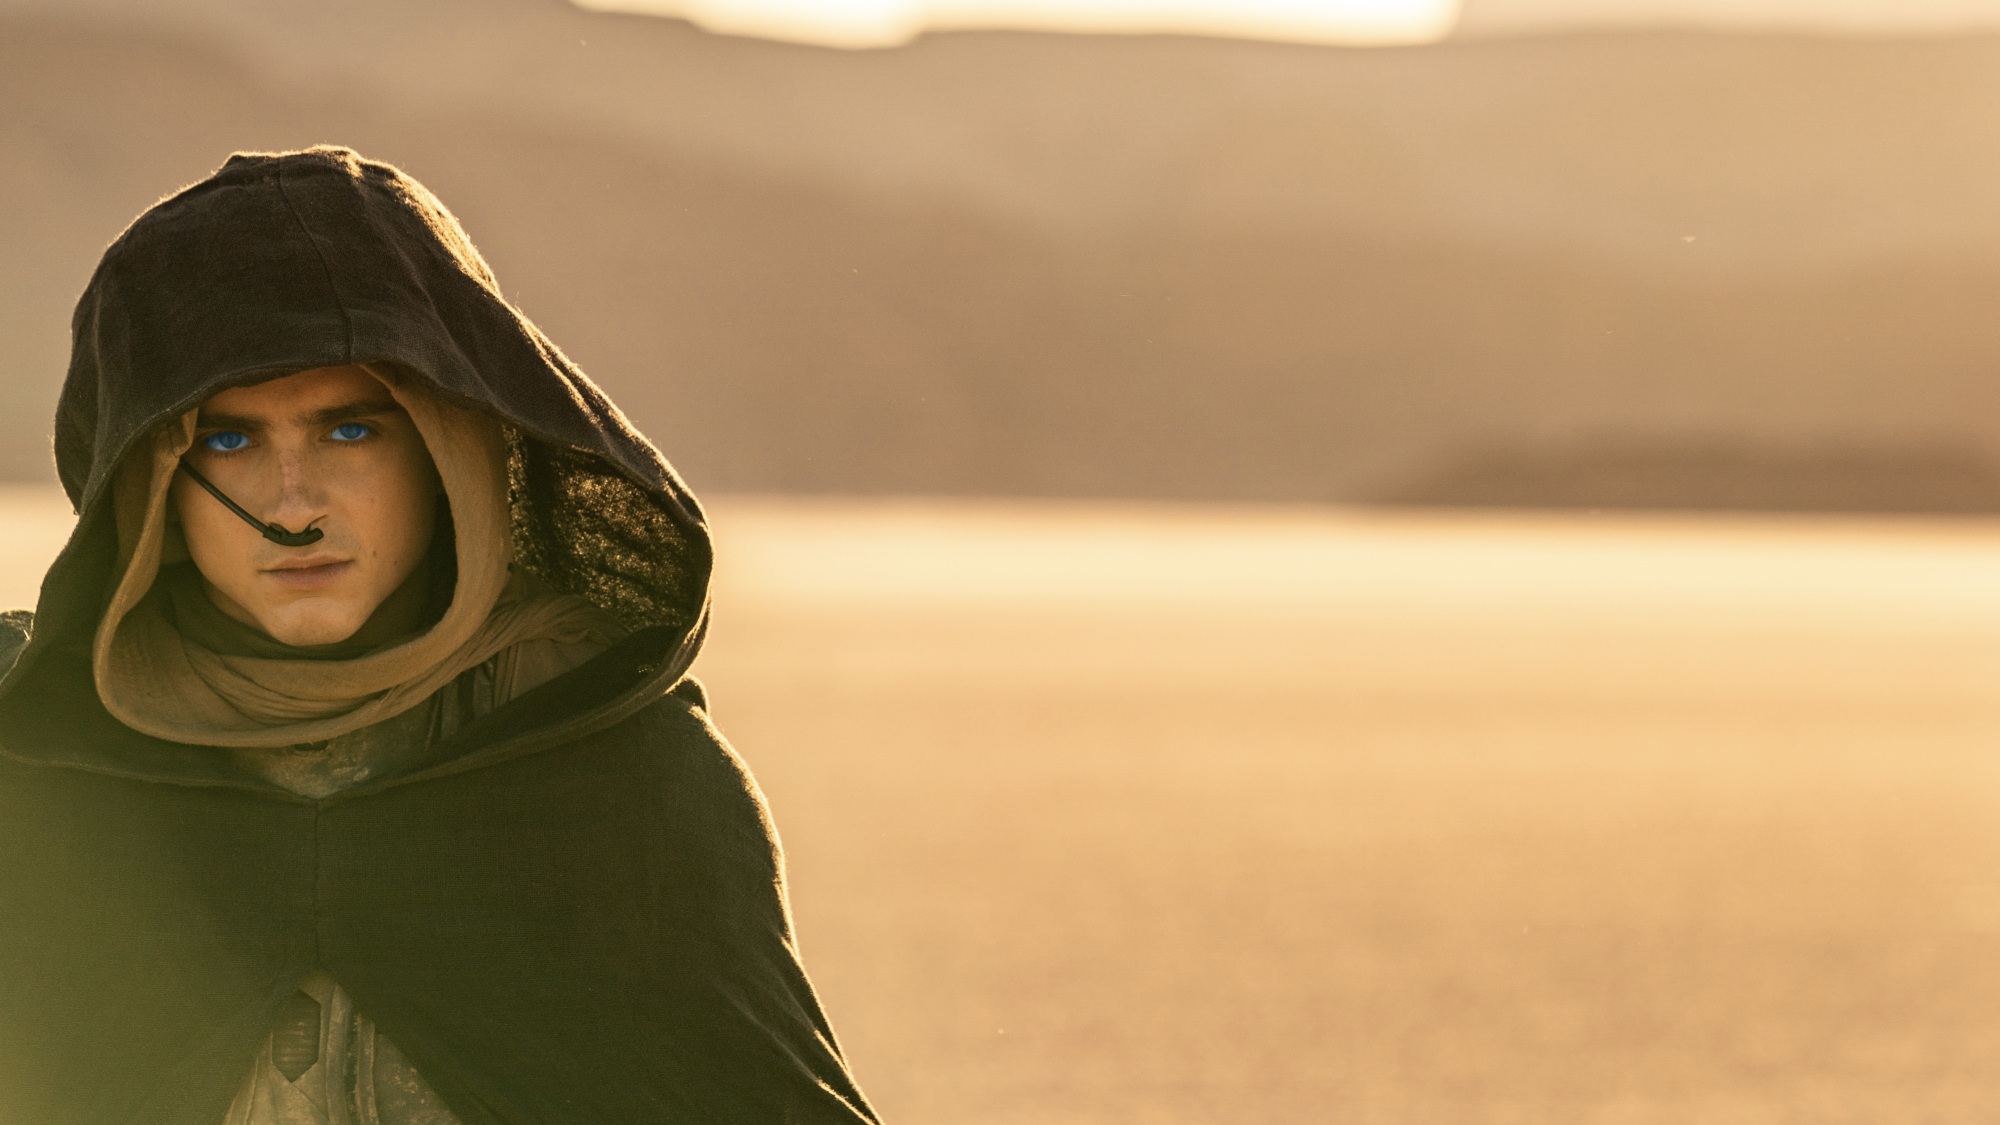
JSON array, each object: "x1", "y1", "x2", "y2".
[{"x1": 176, "y1": 463, "x2": 325, "y2": 547}]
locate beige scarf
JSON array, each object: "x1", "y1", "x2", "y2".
[{"x1": 94, "y1": 366, "x2": 623, "y2": 749}]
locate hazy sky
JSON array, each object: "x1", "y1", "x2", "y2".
[
  {"x1": 571, "y1": 0, "x2": 1458, "y2": 47},
  {"x1": 572, "y1": 0, "x2": 2000, "y2": 47}
]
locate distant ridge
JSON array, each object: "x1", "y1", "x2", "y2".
[
  {"x1": 6, "y1": 6, "x2": 2000, "y2": 511},
  {"x1": 1381, "y1": 442, "x2": 2000, "y2": 514}
]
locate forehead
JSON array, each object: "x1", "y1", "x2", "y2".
[{"x1": 198, "y1": 365, "x2": 392, "y2": 418}]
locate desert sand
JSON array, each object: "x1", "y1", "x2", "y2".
[{"x1": 5, "y1": 491, "x2": 1998, "y2": 1120}]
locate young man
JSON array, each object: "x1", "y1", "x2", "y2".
[{"x1": 0, "y1": 148, "x2": 880, "y2": 1124}]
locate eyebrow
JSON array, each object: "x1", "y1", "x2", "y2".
[
  {"x1": 195, "y1": 397, "x2": 404, "y2": 433},
  {"x1": 303, "y1": 398, "x2": 403, "y2": 428}
]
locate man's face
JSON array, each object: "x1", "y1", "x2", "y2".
[{"x1": 172, "y1": 365, "x2": 440, "y2": 647}]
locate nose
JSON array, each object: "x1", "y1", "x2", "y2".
[
  {"x1": 176, "y1": 462, "x2": 326, "y2": 547},
  {"x1": 266, "y1": 444, "x2": 331, "y2": 534}
]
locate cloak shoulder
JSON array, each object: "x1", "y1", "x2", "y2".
[{"x1": 0, "y1": 686, "x2": 878, "y2": 1125}]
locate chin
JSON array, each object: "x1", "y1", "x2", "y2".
[{"x1": 260, "y1": 605, "x2": 368, "y2": 647}]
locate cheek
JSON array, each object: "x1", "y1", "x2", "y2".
[
  {"x1": 349, "y1": 449, "x2": 440, "y2": 564},
  {"x1": 171, "y1": 481, "x2": 254, "y2": 576}
]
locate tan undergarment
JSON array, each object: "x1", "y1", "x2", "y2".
[{"x1": 222, "y1": 972, "x2": 459, "y2": 1125}]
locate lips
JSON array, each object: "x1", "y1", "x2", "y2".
[{"x1": 261, "y1": 558, "x2": 354, "y2": 592}]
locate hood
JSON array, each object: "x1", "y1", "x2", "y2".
[{"x1": 0, "y1": 146, "x2": 712, "y2": 785}]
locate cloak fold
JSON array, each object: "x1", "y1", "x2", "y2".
[{"x1": 0, "y1": 147, "x2": 878, "y2": 1125}]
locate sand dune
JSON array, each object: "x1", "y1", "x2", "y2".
[{"x1": 705, "y1": 500, "x2": 2000, "y2": 1121}]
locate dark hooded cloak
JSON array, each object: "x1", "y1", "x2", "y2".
[{"x1": 0, "y1": 147, "x2": 880, "y2": 1125}]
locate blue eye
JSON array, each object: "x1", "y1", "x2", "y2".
[
  {"x1": 330, "y1": 422, "x2": 372, "y2": 442},
  {"x1": 202, "y1": 431, "x2": 250, "y2": 453}
]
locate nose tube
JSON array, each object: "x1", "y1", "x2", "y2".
[{"x1": 176, "y1": 462, "x2": 325, "y2": 547}]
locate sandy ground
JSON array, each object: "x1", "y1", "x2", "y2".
[{"x1": 5, "y1": 491, "x2": 2000, "y2": 1122}]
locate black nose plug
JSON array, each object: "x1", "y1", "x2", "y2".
[{"x1": 176, "y1": 463, "x2": 325, "y2": 547}]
